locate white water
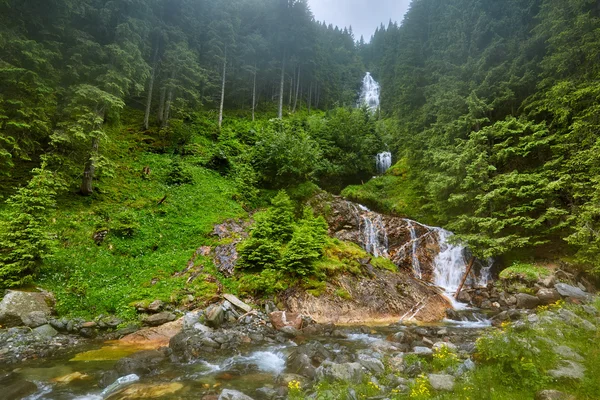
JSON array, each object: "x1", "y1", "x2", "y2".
[
  {"x1": 221, "y1": 348, "x2": 287, "y2": 375},
  {"x1": 376, "y1": 152, "x2": 392, "y2": 174},
  {"x1": 350, "y1": 203, "x2": 388, "y2": 258},
  {"x1": 432, "y1": 228, "x2": 467, "y2": 295},
  {"x1": 358, "y1": 72, "x2": 380, "y2": 111},
  {"x1": 407, "y1": 221, "x2": 423, "y2": 279}
]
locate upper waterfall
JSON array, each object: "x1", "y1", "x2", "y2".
[{"x1": 358, "y1": 72, "x2": 380, "y2": 111}]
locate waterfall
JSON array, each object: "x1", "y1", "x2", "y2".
[
  {"x1": 406, "y1": 220, "x2": 423, "y2": 279},
  {"x1": 359, "y1": 213, "x2": 388, "y2": 258},
  {"x1": 376, "y1": 152, "x2": 392, "y2": 174},
  {"x1": 432, "y1": 228, "x2": 467, "y2": 294},
  {"x1": 358, "y1": 72, "x2": 380, "y2": 111}
]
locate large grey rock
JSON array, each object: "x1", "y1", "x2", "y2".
[
  {"x1": 412, "y1": 346, "x2": 433, "y2": 356},
  {"x1": 554, "y1": 346, "x2": 584, "y2": 362},
  {"x1": 182, "y1": 310, "x2": 204, "y2": 330},
  {"x1": 357, "y1": 354, "x2": 385, "y2": 375},
  {"x1": 548, "y1": 360, "x2": 585, "y2": 381},
  {"x1": 219, "y1": 389, "x2": 255, "y2": 400},
  {"x1": 286, "y1": 352, "x2": 316, "y2": 378},
  {"x1": 428, "y1": 374, "x2": 455, "y2": 391},
  {"x1": 1, "y1": 374, "x2": 38, "y2": 400},
  {"x1": 33, "y1": 324, "x2": 58, "y2": 338},
  {"x1": 0, "y1": 291, "x2": 53, "y2": 328},
  {"x1": 536, "y1": 289, "x2": 561, "y2": 305},
  {"x1": 205, "y1": 304, "x2": 225, "y2": 328},
  {"x1": 516, "y1": 293, "x2": 540, "y2": 309},
  {"x1": 555, "y1": 283, "x2": 588, "y2": 300},
  {"x1": 142, "y1": 312, "x2": 175, "y2": 326},
  {"x1": 22, "y1": 311, "x2": 48, "y2": 328},
  {"x1": 316, "y1": 362, "x2": 364, "y2": 384}
]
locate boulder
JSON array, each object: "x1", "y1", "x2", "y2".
[
  {"x1": 223, "y1": 294, "x2": 253, "y2": 313},
  {"x1": 412, "y1": 346, "x2": 433, "y2": 356},
  {"x1": 555, "y1": 283, "x2": 588, "y2": 300},
  {"x1": 22, "y1": 311, "x2": 48, "y2": 328},
  {"x1": 316, "y1": 361, "x2": 364, "y2": 384},
  {"x1": 548, "y1": 360, "x2": 585, "y2": 381},
  {"x1": 516, "y1": 293, "x2": 540, "y2": 309},
  {"x1": 427, "y1": 374, "x2": 455, "y2": 391},
  {"x1": 2, "y1": 375, "x2": 38, "y2": 400},
  {"x1": 535, "y1": 390, "x2": 575, "y2": 400},
  {"x1": 286, "y1": 351, "x2": 316, "y2": 378},
  {"x1": 536, "y1": 289, "x2": 561, "y2": 305},
  {"x1": 33, "y1": 324, "x2": 59, "y2": 338},
  {"x1": 269, "y1": 311, "x2": 302, "y2": 330},
  {"x1": 357, "y1": 354, "x2": 385, "y2": 375},
  {"x1": 0, "y1": 290, "x2": 53, "y2": 328},
  {"x1": 554, "y1": 346, "x2": 584, "y2": 362},
  {"x1": 205, "y1": 304, "x2": 225, "y2": 328},
  {"x1": 142, "y1": 312, "x2": 176, "y2": 327},
  {"x1": 218, "y1": 389, "x2": 255, "y2": 400}
]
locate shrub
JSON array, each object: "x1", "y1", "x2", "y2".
[
  {"x1": 499, "y1": 262, "x2": 551, "y2": 282},
  {"x1": 166, "y1": 159, "x2": 193, "y2": 186},
  {"x1": 110, "y1": 209, "x2": 140, "y2": 238},
  {"x1": 237, "y1": 238, "x2": 281, "y2": 271}
]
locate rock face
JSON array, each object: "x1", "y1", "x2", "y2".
[
  {"x1": 212, "y1": 220, "x2": 250, "y2": 276},
  {"x1": 0, "y1": 290, "x2": 53, "y2": 328},
  {"x1": 281, "y1": 267, "x2": 451, "y2": 324}
]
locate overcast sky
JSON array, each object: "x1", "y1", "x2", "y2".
[{"x1": 308, "y1": 0, "x2": 412, "y2": 41}]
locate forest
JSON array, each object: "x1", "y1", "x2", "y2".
[
  {"x1": 1, "y1": 0, "x2": 600, "y2": 399},
  {"x1": 0, "y1": 0, "x2": 598, "y2": 299}
]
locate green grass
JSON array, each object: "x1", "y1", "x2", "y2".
[
  {"x1": 499, "y1": 262, "x2": 552, "y2": 282},
  {"x1": 37, "y1": 123, "x2": 245, "y2": 320},
  {"x1": 341, "y1": 158, "x2": 426, "y2": 222}
]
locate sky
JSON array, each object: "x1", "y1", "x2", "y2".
[{"x1": 308, "y1": 0, "x2": 412, "y2": 41}]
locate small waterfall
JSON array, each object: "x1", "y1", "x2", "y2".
[
  {"x1": 406, "y1": 220, "x2": 423, "y2": 279},
  {"x1": 376, "y1": 152, "x2": 392, "y2": 174},
  {"x1": 358, "y1": 72, "x2": 380, "y2": 111},
  {"x1": 477, "y1": 259, "x2": 494, "y2": 287},
  {"x1": 432, "y1": 228, "x2": 468, "y2": 296},
  {"x1": 359, "y1": 213, "x2": 388, "y2": 258}
]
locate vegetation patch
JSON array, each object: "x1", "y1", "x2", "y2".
[{"x1": 499, "y1": 262, "x2": 552, "y2": 283}]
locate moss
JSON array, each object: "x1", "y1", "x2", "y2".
[
  {"x1": 334, "y1": 288, "x2": 352, "y2": 300},
  {"x1": 499, "y1": 262, "x2": 551, "y2": 282}
]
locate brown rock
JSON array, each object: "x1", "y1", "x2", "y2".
[
  {"x1": 142, "y1": 312, "x2": 176, "y2": 327},
  {"x1": 516, "y1": 293, "x2": 540, "y2": 309},
  {"x1": 269, "y1": 311, "x2": 303, "y2": 330},
  {"x1": 536, "y1": 288, "x2": 561, "y2": 305},
  {"x1": 147, "y1": 300, "x2": 164, "y2": 313},
  {"x1": 120, "y1": 319, "x2": 183, "y2": 349}
]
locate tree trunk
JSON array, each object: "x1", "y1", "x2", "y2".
[
  {"x1": 252, "y1": 64, "x2": 257, "y2": 122},
  {"x1": 288, "y1": 74, "x2": 293, "y2": 111},
  {"x1": 218, "y1": 52, "x2": 227, "y2": 129},
  {"x1": 163, "y1": 87, "x2": 173, "y2": 128},
  {"x1": 80, "y1": 136, "x2": 99, "y2": 196},
  {"x1": 293, "y1": 66, "x2": 300, "y2": 113},
  {"x1": 157, "y1": 87, "x2": 166, "y2": 126},
  {"x1": 278, "y1": 52, "x2": 285, "y2": 119},
  {"x1": 455, "y1": 257, "x2": 476, "y2": 298},
  {"x1": 144, "y1": 46, "x2": 160, "y2": 130}
]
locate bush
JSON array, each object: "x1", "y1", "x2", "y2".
[
  {"x1": 237, "y1": 238, "x2": 281, "y2": 271},
  {"x1": 166, "y1": 159, "x2": 193, "y2": 186},
  {"x1": 499, "y1": 262, "x2": 551, "y2": 282},
  {"x1": 110, "y1": 209, "x2": 140, "y2": 238}
]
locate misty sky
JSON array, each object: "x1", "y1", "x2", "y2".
[{"x1": 308, "y1": 0, "x2": 412, "y2": 41}]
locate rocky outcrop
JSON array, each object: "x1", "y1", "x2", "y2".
[
  {"x1": 0, "y1": 290, "x2": 54, "y2": 328},
  {"x1": 281, "y1": 267, "x2": 451, "y2": 324},
  {"x1": 212, "y1": 220, "x2": 250, "y2": 276}
]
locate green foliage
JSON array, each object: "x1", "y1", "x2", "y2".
[
  {"x1": 499, "y1": 263, "x2": 551, "y2": 282},
  {"x1": 475, "y1": 325, "x2": 555, "y2": 390},
  {"x1": 431, "y1": 344, "x2": 460, "y2": 371},
  {"x1": 0, "y1": 166, "x2": 64, "y2": 288},
  {"x1": 110, "y1": 209, "x2": 141, "y2": 238},
  {"x1": 252, "y1": 119, "x2": 322, "y2": 188},
  {"x1": 237, "y1": 238, "x2": 282, "y2": 271},
  {"x1": 166, "y1": 159, "x2": 193, "y2": 186}
]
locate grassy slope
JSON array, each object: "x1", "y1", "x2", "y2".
[{"x1": 38, "y1": 117, "x2": 245, "y2": 319}]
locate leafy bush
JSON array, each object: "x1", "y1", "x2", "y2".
[
  {"x1": 110, "y1": 209, "x2": 141, "y2": 238},
  {"x1": 237, "y1": 238, "x2": 281, "y2": 271},
  {"x1": 0, "y1": 166, "x2": 64, "y2": 288},
  {"x1": 166, "y1": 159, "x2": 193, "y2": 185}
]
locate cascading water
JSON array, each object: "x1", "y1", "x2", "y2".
[
  {"x1": 351, "y1": 203, "x2": 388, "y2": 258},
  {"x1": 432, "y1": 228, "x2": 468, "y2": 296},
  {"x1": 406, "y1": 220, "x2": 423, "y2": 279},
  {"x1": 358, "y1": 72, "x2": 380, "y2": 111},
  {"x1": 376, "y1": 152, "x2": 392, "y2": 174}
]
